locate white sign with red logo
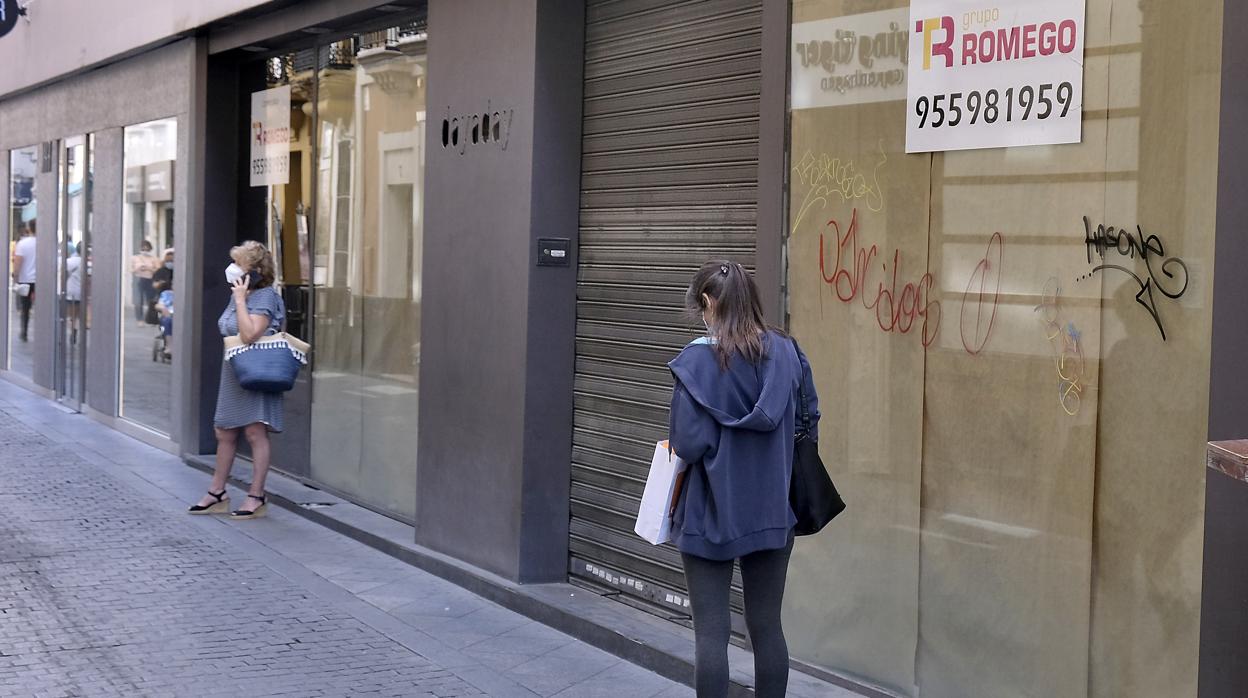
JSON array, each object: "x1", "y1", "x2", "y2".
[
  {"x1": 250, "y1": 85, "x2": 291, "y2": 187},
  {"x1": 905, "y1": 0, "x2": 1086, "y2": 153}
]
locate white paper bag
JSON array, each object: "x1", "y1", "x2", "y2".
[{"x1": 634, "y1": 440, "x2": 688, "y2": 545}]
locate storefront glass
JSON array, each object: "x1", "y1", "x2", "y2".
[
  {"x1": 306, "y1": 27, "x2": 427, "y2": 521},
  {"x1": 119, "y1": 118, "x2": 178, "y2": 434},
  {"x1": 784, "y1": 1, "x2": 1219, "y2": 696},
  {"x1": 8, "y1": 146, "x2": 39, "y2": 378}
]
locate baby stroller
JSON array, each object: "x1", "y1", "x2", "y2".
[
  {"x1": 152, "y1": 328, "x2": 170, "y2": 363},
  {"x1": 150, "y1": 289, "x2": 173, "y2": 363}
]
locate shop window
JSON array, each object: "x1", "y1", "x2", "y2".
[
  {"x1": 119, "y1": 118, "x2": 178, "y2": 435},
  {"x1": 784, "y1": 1, "x2": 1218, "y2": 696},
  {"x1": 7, "y1": 146, "x2": 38, "y2": 378},
  {"x1": 307, "y1": 24, "x2": 428, "y2": 522}
]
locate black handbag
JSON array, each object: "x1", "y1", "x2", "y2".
[{"x1": 790, "y1": 342, "x2": 845, "y2": 536}]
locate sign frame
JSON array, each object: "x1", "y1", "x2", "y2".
[{"x1": 905, "y1": 0, "x2": 1087, "y2": 153}]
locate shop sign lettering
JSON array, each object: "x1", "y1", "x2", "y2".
[
  {"x1": 250, "y1": 85, "x2": 290, "y2": 187},
  {"x1": 906, "y1": 0, "x2": 1087, "y2": 153},
  {"x1": 791, "y1": 8, "x2": 910, "y2": 109},
  {"x1": 441, "y1": 103, "x2": 514, "y2": 155}
]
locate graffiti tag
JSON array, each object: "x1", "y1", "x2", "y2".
[
  {"x1": 818, "y1": 208, "x2": 941, "y2": 347},
  {"x1": 1080, "y1": 217, "x2": 1189, "y2": 341}
]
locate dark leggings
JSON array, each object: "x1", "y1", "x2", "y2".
[
  {"x1": 17, "y1": 284, "x2": 34, "y2": 338},
  {"x1": 681, "y1": 534, "x2": 794, "y2": 698}
]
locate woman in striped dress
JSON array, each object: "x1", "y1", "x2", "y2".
[{"x1": 188, "y1": 240, "x2": 286, "y2": 519}]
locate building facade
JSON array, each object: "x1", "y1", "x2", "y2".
[{"x1": 1, "y1": 1, "x2": 1245, "y2": 696}]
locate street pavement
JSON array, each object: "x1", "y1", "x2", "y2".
[
  {"x1": 118, "y1": 318, "x2": 175, "y2": 435},
  {"x1": 0, "y1": 381, "x2": 693, "y2": 698},
  {"x1": 6, "y1": 311, "x2": 35, "y2": 381}
]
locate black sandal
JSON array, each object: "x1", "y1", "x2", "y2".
[
  {"x1": 188, "y1": 489, "x2": 230, "y2": 515},
  {"x1": 231, "y1": 494, "x2": 268, "y2": 519}
]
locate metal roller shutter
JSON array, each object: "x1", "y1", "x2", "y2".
[{"x1": 570, "y1": 0, "x2": 762, "y2": 623}]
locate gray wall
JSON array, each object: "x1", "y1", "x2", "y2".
[
  {"x1": 0, "y1": 40, "x2": 194, "y2": 441},
  {"x1": 0, "y1": 0, "x2": 271, "y2": 99},
  {"x1": 757, "y1": 0, "x2": 790, "y2": 324},
  {"x1": 0, "y1": 42, "x2": 194, "y2": 150},
  {"x1": 32, "y1": 164, "x2": 56, "y2": 389},
  {"x1": 88, "y1": 129, "x2": 124, "y2": 413},
  {"x1": 416, "y1": 0, "x2": 584, "y2": 583},
  {"x1": 1208, "y1": 0, "x2": 1248, "y2": 442},
  {"x1": 1201, "y1": 0, "x2": 1248, "y2": 693}
]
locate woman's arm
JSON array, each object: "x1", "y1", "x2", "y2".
[
  {"x1": 231, "y1": 281, "x2": 272, "y2": 344},
  {"x1": 235, "y1": 308, "x2": 271, "y2": 344},
  {"x1": 669, "y1": 380, "x2": 718, "y2": 464},
  {"x1": 794, "y1": 342, "x2": 821, "y2": 441}
]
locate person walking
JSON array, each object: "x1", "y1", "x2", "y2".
[
  {"x1": 189, "y1": 241, "x2": 285, "y2": 519},
  {"x1": 11, "y1": 221, "x2": 37, "y2": 342},
  {"x1": 65, "y1": 242, "x2": 85, "y2": 344},
  {"x1": 667, "y1": 260, "x2": 820, "y2": 698},
  {"x1": 129, "y1": 240, "x2": 159, "y2": 325}
]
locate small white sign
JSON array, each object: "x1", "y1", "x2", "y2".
[
  {"x1": 905, "y1": 0, "x2": 1086, "y2": 153},
  {"x1": 250, "y1": 85, "x2": 291, "y2": 186},
  {"x1": 791, "y1": 8, "x2": 910, "y2": 110}
]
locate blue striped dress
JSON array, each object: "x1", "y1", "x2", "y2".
[{"x1": 213, "y1": 286, "x2": 286, "y2": 432}]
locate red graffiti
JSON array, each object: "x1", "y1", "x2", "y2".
[
  {"x1": 959, "y1": 232, "x2": 1004, "y2": 355},
  {"x1": 818, "y1": 208, "x2": 942, "y2": 348}
]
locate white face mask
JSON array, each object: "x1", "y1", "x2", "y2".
[{"x1": 225, "y1": 263, "x2": 246, "y2": 285}]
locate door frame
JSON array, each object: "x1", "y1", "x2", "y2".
[{"x1": 53, "y1": 134, "x2": 91, "y2": 411}]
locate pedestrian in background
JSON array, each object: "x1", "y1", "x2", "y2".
[
  {"x1": 65, "y1": 242, "x2": 85, "y2": 344},
  {"x1": 667, "y1": 260, "x2": 820, "y2": 698},
  {"x1": 189, "y1": 241, "x2": 285, "y2": 519},
  {"x1": 129, "y1": 240, "x2": 159, "y2": 325},
  {"x1": 11, "y1": 221, "x2": 37, "y2": 342}
]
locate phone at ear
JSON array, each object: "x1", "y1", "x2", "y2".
[{"x1": 248, "y1": 270, "x2": 263, "y2": 286}]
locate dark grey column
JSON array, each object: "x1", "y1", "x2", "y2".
[
  {"x1": 1207, "y1": 2, "x2": 1248, "y2": 442},
  {"x1": 416, "y1": 0, "x2": 584, "y2": 583},
  {"x1": 185, "y1": 44, "x2": 239, "y2": 456},
  {"x1": 171, "y1": 41, "x2": 203, "y2": 451},
  {"x1": 87, "y1": 129, "x2": 123, "y2": 415},
  {"x1": 514, "y1": 0, "x2": 585, "y2": 582},
  {"x1": 756, "y1": 0, "x2": 791, "y2": 325},
  {"x1": 1199, "y1": 0, "x2": 1248, "y2": 695}
]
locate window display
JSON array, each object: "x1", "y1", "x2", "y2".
[{"x1": 785, "y1": 1, "x2": 1218, "y2": 695}]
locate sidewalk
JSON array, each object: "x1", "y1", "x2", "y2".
[{"x1": 0, "y1": 382, "x2": 692, "y2": 698}]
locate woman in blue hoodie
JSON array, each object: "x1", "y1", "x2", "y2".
[{"x1": 669, "y1": 260, "x2": 819, "y2": 698}]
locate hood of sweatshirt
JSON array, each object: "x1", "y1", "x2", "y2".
[{"x1": 667, "y1": 332, "x2": 796, "y2": 434}]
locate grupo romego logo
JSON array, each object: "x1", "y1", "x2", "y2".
[
  {"x1": 915, "y1": 10, "x2": 1079, "y2": 71},
  {"x1": 915, "y1": 16, "x2": 956, "y2": 70}
]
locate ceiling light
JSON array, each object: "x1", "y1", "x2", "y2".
[
  {"x1": 240, "y1": 45, "x2": 270, "y2": 52},
  {"x1": 301, "y1": 26, "x2": 331, "y2": 35},
  {"x1": 375, "y1": 4, "x2": 408, "y2": 12}
]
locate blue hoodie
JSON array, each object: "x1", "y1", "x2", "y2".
[{"x1": 668, "y1": 330, "x2": 820, "y2": 561}]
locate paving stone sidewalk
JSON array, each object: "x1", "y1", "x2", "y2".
[{"x1": 0, "y1": 384, "x2": 692, "y2": 698}]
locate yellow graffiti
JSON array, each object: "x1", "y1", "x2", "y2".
[
  {"x1": 1036, "y1": 278, "x2": 1087, "y2": 416},
  {"x1": 791, "y1": 141, "x2": 887, "y2": 233}
]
